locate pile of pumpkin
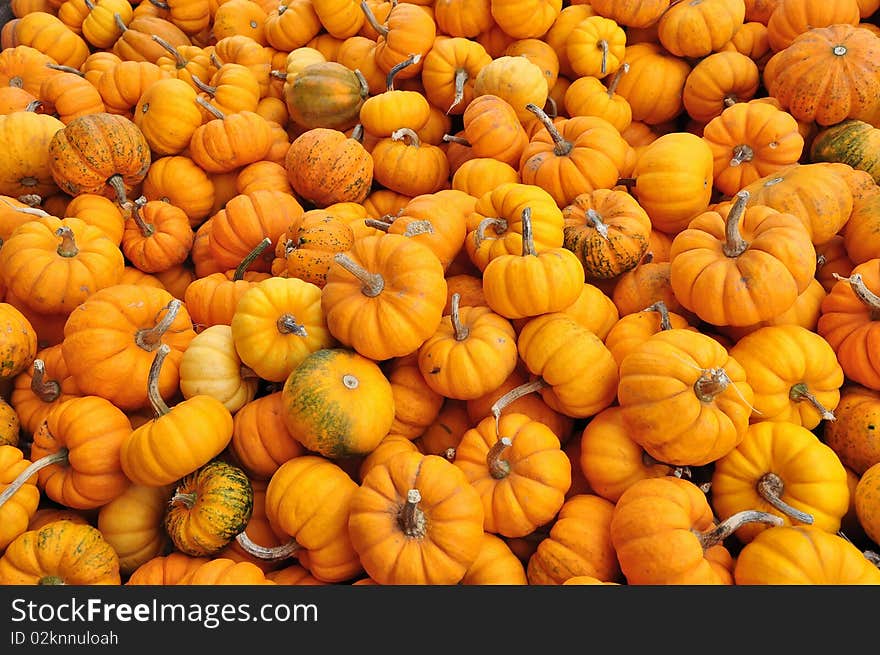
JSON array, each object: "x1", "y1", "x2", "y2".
[{"x1": 0, "y1": 0, "x2": 878, "y2": 586}]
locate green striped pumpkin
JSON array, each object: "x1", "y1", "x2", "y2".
[{"x1": 810, "y1": 119, "x2": 880, "y2": 184}]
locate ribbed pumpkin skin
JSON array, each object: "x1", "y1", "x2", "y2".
[
  {"x1": 47, "y1": 112, "x2": 151, "y2": 199},
  {"x1": 0, "y1": 521, "x2": 121, "y2": 585},
  {"x1": 0, "y1": 445, "x2": 40, "y2": 550},
  {"x1": 810, "y1": 119, "x2": 880, "y2": 184},
  {"x1": 164, "y1": 460, "x2": 254, "y2": 557},
  {"x1": 734, "y1": 525, "x2": 880, "y2": 584}
]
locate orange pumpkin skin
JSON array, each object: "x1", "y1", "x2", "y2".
[
  {"x1": 321, "y1": 233, "x2": 448, "y2": 361},
  {"x1": 525, "y1": 493, "x2": 621, "y2": 585},
  {"x1": 47, "y1": 112, "x2": 151, "y2": 201},
  {"x1": 385, "y1": 352, "x2": 444, "y2": 440},
  {"x1": 417, "y1": 301, "x2": 518, "y2": 401},
  {"x1": 0, "y1": 445, "x2": 40, "y2": 550},
  {"x1": 228, "y1": 391, "x2": 305, "y2": 481},
  {"x1": 763, "y1": 24, "x2": 880, "y2": 127},
  {"x1": 733, "y1": 525, "x2": 880, "y2": 584},
  {"x1": 264, "y1": 455, "x2": 363, "y2": 583},
  {"x1": 97, "y1": 483, "x2": 171, "y2": 575},
  {"x1": 281, "y1": 348, "x2": 394, "y2": 458},
  {"x1": 126, "y1": 552, "x2": 209, "y2": 585},
  {"x1": 30, "y1": 395, "x2": 132, "y2": 510},
  {"x1": 669, "y1": 195, "x2": 817, "y2": 328},
  {"x1": 517, "y1": 312, "x2": 619, "y2": 419},
  {"x1": 610, "y1": 476, "x2": 735, "y2": 585},
  {"x1": 0, "y1": 215, "x2": 125, "y2": 317},
  {"x1": 460, "y1": 532, "x2": 529, "y2": 585},
  {"x1": 823, "y1": 384, "x2": 880, "y2": 475},
  {"x1": 454, "y1": 412, "x2": 571, "y2": 538},
  {"x1": 285, "y1": 127, "x2": 374, "y2": 208},
  {"x1": 578, "y1": 406, "x2": 674, "y2": 504},
  {"x1": 0, "y1": 302, "x2": 38, "y2": 381},
  {"x1": 0, "y1": 110, "x2": 65, "y2": 199},
  {"x1": 348, "y1": 451, "x2": 485, "y2": 585},
  {"x1": 176, "y1": 558, "x2": 276, "y2": 585},
  {"x1": 617, "y1": 329, "x2": 754, "y2": 467},
  {"x1": 61, "y1": 286, "x2": 196, "y2": 411},
  {"x1": 0, "y1": 520, "x2": 121, "y2": 585},
  {"x1": 711, "y1": 421, "x2": 850, "y2": 544},
  {"x1": 817, "y1": 259, "x2": 880, "y2": 391}
]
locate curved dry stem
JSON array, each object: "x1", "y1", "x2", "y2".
[
  {"x1": 30, "y1": 359, "x2": 60, "y2": 403},
  {"x1": 789, "y1": 383, "x2": 836, "y2": 422},
  {"x1": 696, "y1": 510, "x2": 783, "y2": 549},
  {"x1": 449, "y1": 293, "x2": 468, "y2": 341},
  {"x1": 277, "y1": 314, "x2": 308, "y2": 337},
  {"x1": 135, "y1": 300, "x2": 182, "y2": 352},
  {"x1": 491, "y1": 378, "x2": 550, "y2": 423},
  {"x1": 235, "y1": 531, "x2": 301, "y2": 561},
  {"x1": 146, "y1": 343, "x2": 172, "y2": 417},
  {"x1": 55, "y1": 226, "x2": 78, "y2": 257},
  {"x1": 756, "y1": 472, "x2": 814, "y2": 525},
  {"x1": 0, "y1": 448, "x2": 69, "y2": 509},
  {"x1": 525, "y1": 103, "x2": 571, "y2": 156},
  {"x1": 487, "y1": 436, "x2": 512, "y2": 479},
  {"x1": 233, "y1": 237, "x2": 272, "y2": 281},
  {"x1": 333, "y1": 253, "x2": 385, "y2": 297},
  {"x1": 832, "y1": 273, "x2": 880, "y2": 320},
  {"x1": 722, "y1": 190, "x2": 750, "y2": 258},
  {"x1": 385, "y1": 52, "x2": 420, "y2": 91}
]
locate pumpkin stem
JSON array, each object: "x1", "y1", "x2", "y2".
[
  {"x1": 642, "y1": 300, "x2": 673, "y2": 331},
  {"x1": 0, "y1": 448, "x2": 69, "y2": 510},
  {"x1": 152, "y1": 35, "x2": 187, "y2": 68},
  {"x1": 448, "y1": 67, "x2": 468, "y2": 114},
  {"x1": 17, "y1": 194, "x2": 43, "y2": 207},
  {"x1": 385, "y1": 53, "x2": 420, "y2": 91},
  {"x1": 721, "y1": 190, "x2": 751, "y2": 258},
  {"x1": 107, "y1": 174, "x2": 129, "y2": 208},
  {"x1": 756, "y1": 472, "x2": 815, "y2": 525},
  {"x1": 25, "y1": 99, "x2": 44, "y2": 113},
  {"x1": 114, "y1": 13, "x2": 128, "y2": 33},
  {"x1": 196, "y1": 95, "x2": 225, "y2": 120},
  {"x1": 234, "y1": 531, "x2": 300, "y2": 560},
  {"x1": 55, "y1": 226, "x2": 79, "y2": 257},
  {"x1": 606, "y1": 62, "x2": 629, "y2": 97},
  {"x1": 29, "y1": 359, "x2": 61, "y2": 403},
  {"x1": 450, "y1": 293, "x2": 469, "y2": 341},
  {"x1": 350, "y1": 123, "x2": 365, "y2": 143},
  {"x1": 353, "y1": 69, "x2": 370, "y2": 99},
  {"x1": 487, "y1": 436, "x2": 512, "y2": 479},
  {"x1": 360, "y1": 0, "x2": 389, "y2": 38},
  {"x1": 443, "y1": 447, "x2": 456, "y2": 462},
  {"x1": 729, "y1": 144, "x2": 754, "y2": 167},
  {"x1": 130, "y1": 196, "x2": 154, "y2": 237},
  {"x1": 442, "y1": 133, "x2": 471, "y2": 147},
  {"x1": 585, "y1": 208, "x2": 610, "y2": 239},
  {"x1": 45, "y1": 63, "x2": 84, "y2": 76},
  {"x1": 276, "y1": 313, "x2": 308, "y2": 337},
  {"x1": 696, "y1": 510, "x2": 783, "y2": 549},
  {"x1": 190, "y1": 73, "x2": 216, "y2": 95},
  {"x1": 169, "y1": 491, "x2": 197, "y2": 509},
  {"x1": 135, "y1": 299, "x2": 182, "y2": 352},
  {"x1": 1, "y1": 198, "x2": 50, "y2": 217},
  {"x1": 333, "y1": 253, "x2": 385, "y2": 297},
  {"x1": 391, "y1": 127, "x2": 420, "y2": 147},
  {"x1": 38, "y1": 576, "x2": 66, "y2": 585},
  {"x1": 723, "y1": 94, "x2": 738, "y2": 108},
  {"x1": 832, "y1": 273, "x2": 880, "y2": 320},
  {"x1": 145, "y1": 343, "x2": 172, "y2": 417},
  {"x1": 399, "y1": 488, "x2": 427, "y2": 538},
  {"x1": 149, "y1": 0, "x2": 170, "y2": 8},
  {"x1": 233, "y1": 237, "x2": 272, "y2": 281},
  {"x1": 863, "y1": 550, "x2": 880, "y2": 567},
  {"x1": 598, "y1": 39, "x2": 609, "y2": 75},
  {"x1": 693, "y1": 367, "x2": 731, "y2": 403},
  {"x1": 402, "y1": 220, "x2": 434, "y2": 237},
  {"x1": 615, "y1": 176, "x2": 637, "y2": 188},
  {"x1": 520, "y1": 207, "x2": 537, "y2": 257},
  {"x1": 364, "y1": 218, "x2": 392, "y2": 232},
  {"x1": 474, "y1": 217, "x2": 508, "y2": 251},
  {"x1": 491, "y1": 377, "x2": 550, "y2": 423},
  {"x1": 525, "y1": 103, "x2": 572, "y2": 157},
  {"x1": 789, "y1": 382, "x2": 836, "y2": 422},
  {"x1": 270, "y1": 69, "x2": 288, "y2": 80}
]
